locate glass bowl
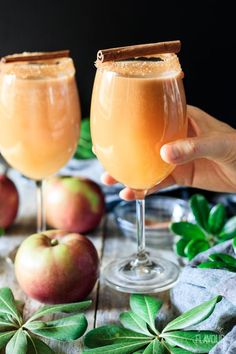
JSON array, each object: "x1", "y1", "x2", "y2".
[{"x1": 114, "y1": 195, "x2": 191, "y2": 248}]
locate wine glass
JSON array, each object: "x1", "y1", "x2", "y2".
[
  {"x1": 91, "y1": 53, "x2": 187, "y2": 293},
  {"x1": 0, "y1": 52, "x2": 81, "y2": 236}
]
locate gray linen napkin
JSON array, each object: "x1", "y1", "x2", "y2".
[
  {"x1": 210, "y1": 326, "x2": 236, "y2": 354},
  {"x1": 171, "y1": 240, "x2": 236, "y2": 353}
]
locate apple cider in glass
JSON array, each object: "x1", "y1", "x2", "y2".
[
  {"x1": 91, "y1": 54, "x2": 187, "y2": 191},
  {"x1": 0, "y1": 57, "x2": 81, "y2": 180}
]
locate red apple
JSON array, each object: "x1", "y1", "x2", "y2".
[
  {"x1": 0, "y1": 174, "x2": 19, "y2": 229},
  {"x1": 44, "y1": 176, "x2": 105, "y2": 233},
  {"x1": 15, "y1": 230, "x2": 99, "y2": 303}
]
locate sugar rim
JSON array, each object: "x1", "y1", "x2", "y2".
[
  {"x1": 0, "y1": 56, "x2": 75, "y2": 79},
  {"x1": 95, "y1": 53, "x2": 183, "y2": 78}
]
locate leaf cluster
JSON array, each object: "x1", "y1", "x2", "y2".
[
  {"x1": 74, "y1": 118, "x2": 96, "y2": 160},
  {"x1": 83, "y1": 294, "x2": 222, "y2": 354},
  {"x1": 171, "y1": 194, "x2": 236, "y2": 260},
  {"x1": 0, "y1": 287, "x2": 91, "y2": 353},
  {"x1": 198, "y1": 251, "x2": 236, "y2": 272}
]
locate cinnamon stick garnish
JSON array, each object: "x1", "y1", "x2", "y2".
[
  {"x1": 97, "y1": 40, "x2": 181, "y2": 63},
  {"x1": 1, "y1": 50, "x2": 70, "y2": 63}
]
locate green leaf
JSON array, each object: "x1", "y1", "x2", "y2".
[
  {"x1": 0, "y1": 316, "x2": 18, "y2": 331},
  {"x1": 26, "y1": 321, "x2": 45, "y2": 330},
  {"x1": 15, "y1": 300, "x2": 25, "y2": 314},
  {"x1": 208, "y1": 253, "x2": 236, "y2": 269},
  {"x1": 27, "y1": 300, "x2": 91, "y2": 323},
  {"x1": 170, "y1": 222, "x2": 206, "y2": 240},
  {"x1": 0, "y1": 228, "x2": 4, "y2": 236},
  {"x1": 120, "y1": 311, "x2": 151, "y2": 336},
  {"x1": 0, "y1": 288, "x2": 22, "y2": 324},
  {"x1": 0, "y1": 331, "x2": 16, "y2": 350},
  {"x1": 74, "y1": 118, "x2": 95, "y2": 160},
  {"x1": 27, "y1": 313, "x2": 87, "y2": 341},
  {"x1": 184, "y1": 239, "x2": 210, "y2": 260},
  {"x1": 190, "y1": 194, "x2": 210, "y2": 232},
  {"x1": 75, "y1": 145, "x2": 95, "y2": 160},
  {"x1": 83, "y1": 341, "x2": 151, "y2": 354},
  {"x1": 5, "y1": 328, "x2": 27, "y2": 354},
  {"x1": 130, "y1": 294, "x2": 162, "y2": 334},
  {"x1": 218, "y1": 216, "x2": 236, "y2": 240},
  {"x1": 162, "y1": 296, "x2": 221, "y2": 333},
  {"x1": 164, "y1": 343, "x2": 196, "y2": 353},
  {"x1": 162, "y1": 330, "x2": 221, "y2": 353},
  {"x1": 208, "y1": 203, "x2": 226, "y2": 234},
  {"x1": 197, "y1": 261, "x2": 229, "y2": 270},
  {"x1": 233, "y1": 237, "x2": 236, "y2": 254},
  {"x1": 143, "y1": 339, "x2": 165, "y2": 353},
  {"x1": 80, "y1": 118, "x2": 91, "y2": 138},
  {"x1": 175, "y1": 238, "x2": 189, "y2": 257},
  {"x1": 27, "y1": 335, "x2": 56, "y2": 354},
  {"x1": 84, "y1": 325, "x2": 152, "y2": 348}
]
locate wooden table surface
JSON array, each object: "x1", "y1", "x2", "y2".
[{"x1": 0, "y1": 168, "x2": 178, "y2": 353}]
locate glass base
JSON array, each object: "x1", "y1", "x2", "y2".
[{"x1": 103, "y1": 254, "x2": 180, "y2": 293}]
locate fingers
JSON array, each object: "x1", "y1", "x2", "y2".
[
  {"x1": 160, "y1": 133, "x2": 236, "y2": 165},
  {"x1": 147, "y1": 175, "x2": 176, "y2": 194},
  {"x1": 119, "y1": 188, "x2": 136, "y2": 201},
  {"x1": 101, "y1": 172, "x2": 135, "y2": 200},
  {"x1": 161, "y1": 105, "x2": 236, "y2": 165},
  {"x1": 101, "y1": 172, "x2": 136, "y2": 200},
  {"x1": 101, "y1": 172, "x2": 117, "y2": 185},
  {"x1": 187, "y1": 105, "x2": 234, "y2": 135},
  {"x1": 101, "y1": 171, "x2": 177, "y2": 200},
  {"x1": 119, "y1": 175, "x2": 177, "y2": 200}
]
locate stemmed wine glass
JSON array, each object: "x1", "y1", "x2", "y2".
[
  {"x1": 0, "y1": 51, "x2": 81, "y2": 236},
  {"x1": 91, "y1": 52, "x2": 187, "y2": 293}
]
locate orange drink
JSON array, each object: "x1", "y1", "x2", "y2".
[
  {"x1": 91, "y1": 54, "x2": 186, "y2": 191},
  {"x1": 0, "y1": 57, "x2": 80, "y2": 180}
]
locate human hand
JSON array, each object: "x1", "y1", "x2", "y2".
[{"x1": 102, "y1": 105, "x2": 236, "y2": 200}]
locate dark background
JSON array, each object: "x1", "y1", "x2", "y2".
[{"x1": 1, "y1": 0, "x2": 235, "y2": 127}]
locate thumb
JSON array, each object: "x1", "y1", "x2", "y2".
[{"x1": 160, "y1": 134, "x2": 235, "y2": 164}]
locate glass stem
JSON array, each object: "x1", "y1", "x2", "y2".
[
  {"x1": 136, "y1": 199, "x2": 148, "y2": 264},
  {"x1": 36, "y1": 180, "x2": 46, "y2": 232}
]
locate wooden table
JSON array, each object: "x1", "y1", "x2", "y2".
[{"x1": 0, "y1": 169, "x2": 178, "y2": 353}]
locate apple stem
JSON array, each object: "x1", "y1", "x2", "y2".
[{"x1": 50, "y1": 239, "x2": 59, "y2": 246}]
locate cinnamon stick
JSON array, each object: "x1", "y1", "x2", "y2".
[
  {"x1": 97, "y1": 40, "x2": 181, "y2": 63},
  {"x1": 1, "y1": 50, "x2": 70, "y2": 63}
]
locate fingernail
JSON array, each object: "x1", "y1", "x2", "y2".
[
  {"x1": 119, "y1": 189, "x2": 130, "y2": 199},
  {"x1": 169, "y1": 145, "x2": 181, "y2": 160},
  {"x1": 161, "y1": 144, "x2": 180, "y2": 162},
  {"x1": 119, "y1": 189, "x2": 135, "y2": 201},
  {"x1": 119, "y1": 190, "x2": 126, "y2": 200},
  {"x1": 100, "y1": 174, "x2": 106, "y2": 184}
]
